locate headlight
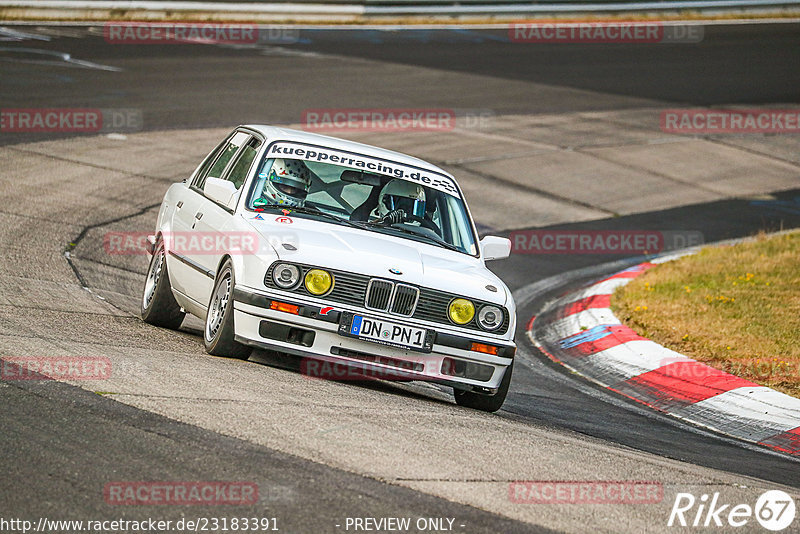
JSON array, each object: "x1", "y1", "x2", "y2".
[
  {"x1": 304, "y1": 269, "x2": 333, "y2": 296},
  {"x1": 478, "y1": 305, "x2": 503, "y2": 331},
  {"x1": 448, "y1": 298, "x2": 475, "y2": 325},
  {"x1": 272, "y1": 263, "x2": 300, "y2": 289}
]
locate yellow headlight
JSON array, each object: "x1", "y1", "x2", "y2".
[
  {"x1": 304, "y1": 269, "x2": 333, "y2": 296},
  {"x1": 448, "y1": 298, "x2": 475, "y2": 325}
]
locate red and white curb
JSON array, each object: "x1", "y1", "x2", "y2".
[{"x1": 529, "y1": 259, "x2": 800, "y2": 457}]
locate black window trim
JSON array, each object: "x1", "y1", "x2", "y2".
[{"x1": 189, "y1": 128, "x2": 267, "y2": 214}]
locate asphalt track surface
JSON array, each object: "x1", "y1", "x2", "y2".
[
  {"x1": 1, "y1": 21, "x2": 800, "y2": 532},
  {"x1": 3, "y1": 23, "x2": 800, "y2": 144}
]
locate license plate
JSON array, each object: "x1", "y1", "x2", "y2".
[{"x1": 338, "y1": 312, "x2": 434, "y2": 353}]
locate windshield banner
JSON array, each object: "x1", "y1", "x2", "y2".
[{"x1": 266, "y1": 141, "x2": 459, "y2": 197}]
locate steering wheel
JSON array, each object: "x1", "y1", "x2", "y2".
[{"x1": 395, "y1": 214, "x2": 441, "y2": 236}]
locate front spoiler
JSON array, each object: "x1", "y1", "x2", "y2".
[{"x1": 234, "y1": 334, "x2": 501, "y2": 396}]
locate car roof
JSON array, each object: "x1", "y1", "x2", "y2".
[{"x1": 241, "y1": 124, "x2": 454, "y2": 179}]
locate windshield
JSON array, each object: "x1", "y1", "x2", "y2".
[{"x1": 246, "y1": 154, "x2": 478, "y2": 255}]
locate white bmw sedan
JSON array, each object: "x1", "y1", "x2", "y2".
[{"x1": 141, "y1": 125, "x2": 516, "y2": 411}]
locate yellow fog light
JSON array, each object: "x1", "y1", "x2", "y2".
[
  {"x1": 304, "y1": 269, "x2": 333, "y2": 296},
  {"x1": 448, "y1": 298, "x2": 475, "y2": 325}
]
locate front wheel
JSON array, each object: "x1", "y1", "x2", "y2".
[
  {"x1": 141, "y1": 237, "x2": 185, "y2": 330},
  {"x1": 454, "y1": 362, "x2": 513, "y2": 413},
  {"x1": 204, "y1": 259, "x2": 251, "y2": 360}
]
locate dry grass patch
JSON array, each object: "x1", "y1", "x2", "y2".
[{"x1": 611, "y1": 231, "x2": 800, "y2": 398}]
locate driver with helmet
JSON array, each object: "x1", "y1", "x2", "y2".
[
  {"x1": 374, "y1": 179, "x2": 426, "y2": 222},
  {"x1": 254, "y1": 158, "x2": 313, "y2": 208}
]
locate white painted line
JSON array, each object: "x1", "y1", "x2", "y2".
[
  {"x1": 0, "y1": 46, "x2": 121, "y2": 70},
  {"x1": 0, "y1": 25, "x2": 50, "y2": 40}
]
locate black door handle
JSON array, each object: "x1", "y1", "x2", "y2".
[
  {"x1": 177, "y1": 201, "x2": 183, "y2": 208},
  {"x1": 195, "y1": 212, "x2": 203, "y2": 220}
]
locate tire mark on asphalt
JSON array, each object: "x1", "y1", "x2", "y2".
[
  {"x1": 65, "y1": 202, "x2": 160, "y2": 289},
  {"x1": 6, "y1": 145, "x2": 187, "y2": 183},
  {"x1": 708, "y1": 137, "x2": 800, "y2": 168},
  {"x1": 69, "y1": 256, "x2": 149, "y2": 277},
  {"x1": 0, "y1": 304, "x2": 129, "y2": 317},
  {"x1": 575, "y1": 149, "x2": 727, "y2": 198},
  {"x1": 442, "y1": 161, "x2": 617, "y2": 217}
]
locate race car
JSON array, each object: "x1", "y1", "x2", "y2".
[{"x1": 141, "y1": 125, "x2": 516, "y2": 411}]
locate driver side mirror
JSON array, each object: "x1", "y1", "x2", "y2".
[
  {"x1": 480, "y1": 236, "x2": 511, "y2": 260},
  {"x1": 204, "y1": 177, "x2": 239, "y2": 210}
]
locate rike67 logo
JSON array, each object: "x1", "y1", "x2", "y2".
[{"x1": 668, "y1": 490, "x2": 796, "y2": 531}]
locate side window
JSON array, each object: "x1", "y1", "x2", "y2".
[
  {"x1": 191, "y1": 138, "x2": 229, "y2": 190},
  {"x1": 224, "y1": 138, "x2": 262, "y2": 190},
  {"x1": 195, "y1": 132, "x2": 250, "y2": 191}
]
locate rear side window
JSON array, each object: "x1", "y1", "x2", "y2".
[
  {"x1": 225, "y1": 138, "x2": 262, "y2": 190},
  {"x1": 194, "y1": 131, "x2": 250, "y2": 190},
  {"x1": 191, "y1": 140, "x2": 228, "y2": 190}
]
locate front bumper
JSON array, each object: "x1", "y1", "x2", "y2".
[{"x1": 232, "y1": 285, "x2": 515, "y2": 393}]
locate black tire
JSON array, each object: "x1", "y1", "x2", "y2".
[
  {"x1": 454, "y1": 362, "x2": 513, "y2": 413},
  {"x1": 203, "y1": 259, "x2": 251, "y2": 360},
  {"x1": 141, "y1": 237, "x2": 185, "y2": 330}
]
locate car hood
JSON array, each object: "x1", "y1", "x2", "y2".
[{"x1": 245, "y1": 215, "x2": 508, "y2": 305}]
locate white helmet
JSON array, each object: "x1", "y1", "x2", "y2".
[
  {"x1": 262, "y1": 159, "x2": 312, "y2": 207},
  {"x1": 377, "y1": 179, "x2": 426, "y2": 219}
]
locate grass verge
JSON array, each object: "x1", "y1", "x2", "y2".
[{"x1": 611, "y1": 231, "x2": 800, "y2": 398}]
